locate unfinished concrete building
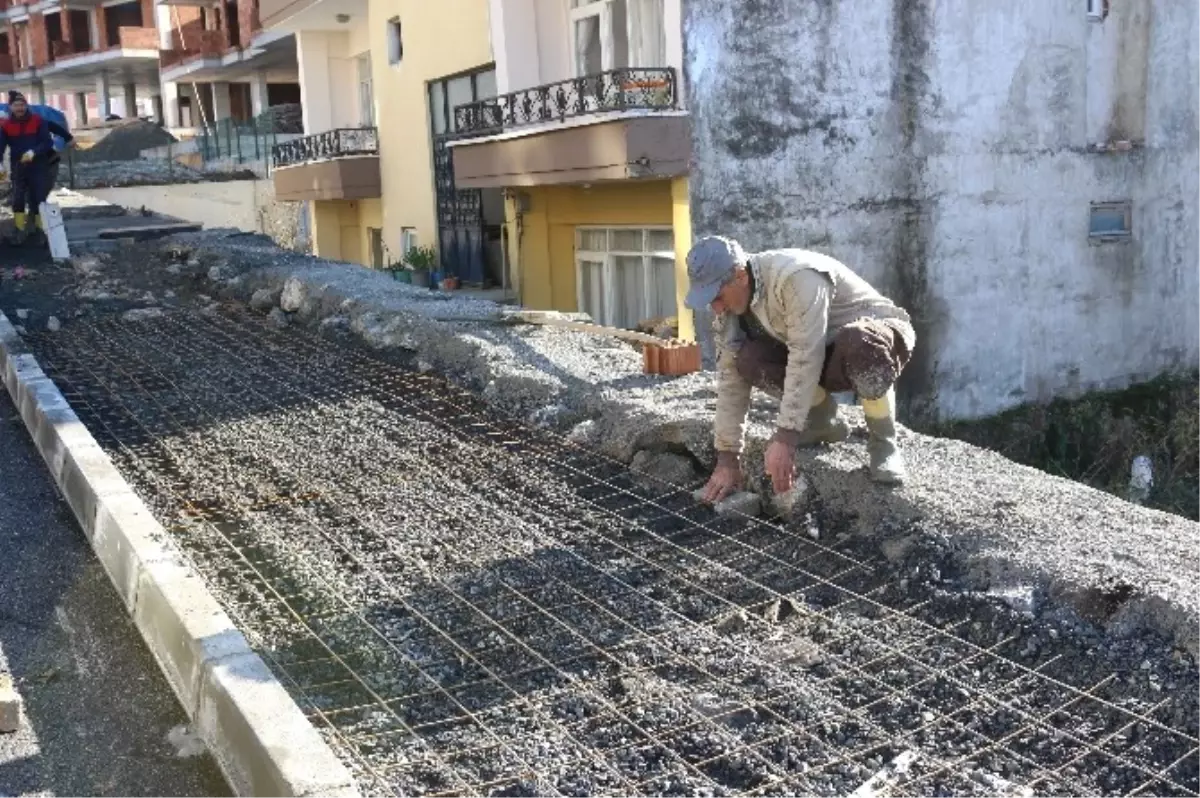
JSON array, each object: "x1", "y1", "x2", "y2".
[
  {"x1": 0, "y1": 0, "x2": 162, "y2": 119},
  {"x1": 684, "y1": 0, "x2": 1199, "y2": 423}
]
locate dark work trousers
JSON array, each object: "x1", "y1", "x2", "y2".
[{"x1": 12, "y1": 159, "x2": 50, "y2": 218}]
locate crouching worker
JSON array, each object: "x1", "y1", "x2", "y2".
[
  {"x1": 684, "y1": 236, "x2": 917, "y2": 503},
  {"x1": 0, "y1": 92, "x2": 54, "y2": 245}
]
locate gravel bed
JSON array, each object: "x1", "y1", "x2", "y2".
[{"x1": 21, "y1": 307, "x2": 1200, "y2": 797}]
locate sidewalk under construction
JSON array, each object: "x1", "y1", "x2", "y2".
[{"x1": 19, "y1": 304, "x2": 1197, "y2": 797}]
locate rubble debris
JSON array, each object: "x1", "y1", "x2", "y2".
[
  {"x1": 630, "y1": 449, "x2": 697, "y2": 490},
  {"x1": 267, "y1": 308, "x2": 289, "y2": 329},
  {"x1": 121, "y1": 307, "x2": 165, "y2": 323},
  {"x1": 46, "y1": 315, "x2": 60, "y2": 332},
  {"x1": 250, "y1": 287, "x2": 278, "y2": 312}
]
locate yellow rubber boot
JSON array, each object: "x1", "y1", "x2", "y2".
[
  {"x1": 798, "y1": 387, "x2": 850, "y2": 445},
  {"x1": 861, "y1": 388, "x2": 907, "y2": 484},
  {"x1": 13, "y1": 212, "x2": 25, "y2": 231}
]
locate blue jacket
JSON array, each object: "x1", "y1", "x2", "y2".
[
  {"x1": 0, "y1": 112, "x2": 54, "y2": 171},
  {"x1": 0, "y1": 104, "x2": 71, "y2": 152}
]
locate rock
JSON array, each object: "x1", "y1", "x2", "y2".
[
  {"x1": 207, "y1": 265, "x2": 227, "y2": 283},
  {"x1": 568, "y1": 419, "x2": 598, "y2": 445},
  {"x1": 122, "y1": 307, "x2": 165, "y2": 323},
  {"x1": 630, "y1": 450, "x2": 697, "y2": 490},
  {"x1": 0, "y1": 673, "x2": 20, "y2": 733},
  {"x1": 768, "y1": 476, "x2": 810, "y2": 518},
  {"x1": 715, "y1": 611, "x2": 749, "y2": 634},
  {"x1": 14, "y1": 309, "x2": 27, "y2": 320},
  {"x1": 267, "y1": 308, "x2": 290, "y2": 329},
  {"x1": 280, "y1": 276, "x2": 306, "y2": 313},
  {"x1": 77, "y1": 288, "x2": 114, "y2": 301},
  {"x1": 14, "y1": 325, "x2": 25, "y2": 334},
  {"x1": 250, "y1": 287, "x2": 277, "y2": 312},
  {"x1": 46, "y1": 316, "x2": 61, "y2": 332},
  {"x1": 72, "y1": 255, "x2": 102, "y2": 276},
  {"x1": 165, "y1": 263, "x2": 183, "y2": 276},
  {"x1": 692, "y1": 488, "x2": 762, "y2": 518}
]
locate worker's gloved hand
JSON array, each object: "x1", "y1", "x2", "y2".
[
  {"x1": 764, "y1": 439, "x2": 796, "y2": 495},
  {"x1": 20, "y1": 150, "x2": 33, "y2": 163},
  {"x1": 0, "y1": 169, "x2": 7, "y2": 182},
  {"x1": 702, "y1": 454, "x2": 744, "y2": 504}
]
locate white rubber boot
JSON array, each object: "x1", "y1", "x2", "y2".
[{"x1": 861, "y1": 388, "x2": 907, "y2": 484}]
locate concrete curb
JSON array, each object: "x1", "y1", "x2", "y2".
[{"x1": 0, "y1": 311, "x2": 358, "y2": 798}]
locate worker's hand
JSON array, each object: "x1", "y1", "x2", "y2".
[
  {"x1": 702, "y1": 459, "x2": 743, "y2": 504},
  {"x1": 20, "y1": 150, "x2": 33, "y2": 163},
  {"x1": 0, "y1": 170, "x2": 7, "y2": 182},
  {"x1": 764, "y1": 439, "x2": 796, "y2": 495}
]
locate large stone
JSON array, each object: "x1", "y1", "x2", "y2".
[
  {"x1": 692, "y1": 488, "x2": 763, "y2": 518},
  {"x1": 630, "y1": 449, "x2": 698, "y2": 491},
  {"x1": 0, "y1": 673, "x2": 20, "y2": 732},
  {"x1": 249, "y1": 287, "x2": 278, "y2": 312},
  {"x1": 279, "y1": 276, "x2": 306, "y2": 313}
]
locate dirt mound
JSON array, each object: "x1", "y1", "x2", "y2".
[{"x1": 75, "y1": 119, "x2": 177, "y2": 163}]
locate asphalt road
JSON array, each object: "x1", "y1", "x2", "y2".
[{"x1": 0, "y1": 389, "x2": 229, "y2": 797}]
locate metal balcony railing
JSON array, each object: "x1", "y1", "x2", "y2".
[
  {"x1": 453, "y1": 67, "x2": 677, "y2": 136},
  {"x1": 271, "y1": 127, "x2": 378, "y2": 168}
]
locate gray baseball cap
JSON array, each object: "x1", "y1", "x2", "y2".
[{"x1": 684, "y1": 235, "x2": 747, "y2": 310}]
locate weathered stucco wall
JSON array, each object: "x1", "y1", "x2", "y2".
[{"x1": 684, "y1": 0, "x2": 1199, "y2": 422}]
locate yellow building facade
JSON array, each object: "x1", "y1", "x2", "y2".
[{"x1": 266, "y1": 0, "x2": 696, "y2": 340}]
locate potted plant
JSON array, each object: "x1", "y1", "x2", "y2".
[
  {"x1": 404, "y1": 244, "x2": 437, "y2": 288},
  {"x1": 440, "y1": 274, "x2": 460, "y2": 291}
]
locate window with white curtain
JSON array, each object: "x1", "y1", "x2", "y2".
[
  {"x1": 569, "y1": 0, "x2": 665, "y2": 75},
  {"x1": 575, "y1": 227, "x2": 676, "y2": 329},
  {"x1": 357, "y1": 55, "x2": 374, "y2": 127}
]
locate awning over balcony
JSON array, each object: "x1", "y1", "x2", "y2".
[
  {"x1": 272, "y1": 127, "x2": 381, "y2": 201},
  {"x1": 446, "y1": 67, "x2": 691, "y2": 189}
]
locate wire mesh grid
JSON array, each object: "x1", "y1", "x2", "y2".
[{"x1": 23, "y1": 307, "x2": 1199, "y2": 797}]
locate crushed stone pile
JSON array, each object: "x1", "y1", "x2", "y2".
[
  {"x1": 68, "y1": 158, "x2": 256, "y2": 188},
  {"x1": 75, "y1": 119, "x2": 177, "y2": 163}
]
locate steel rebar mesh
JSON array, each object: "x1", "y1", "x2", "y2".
[{"x1": 23, "y1": 307, "x2": 1199, "y2": 797}]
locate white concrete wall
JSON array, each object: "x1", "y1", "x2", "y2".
[
  {"x1": 684, "y1": 0, "x2": 1199, "y2": 423},
  {"x1": 78, "y1": 179, "x2": 301, "y2": 245},
  {"x1": 296, "y1": 28, "x2": 370, "y2": 134}
]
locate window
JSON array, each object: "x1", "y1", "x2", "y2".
[
  {"x1": 575, "y1": 227, "x2": 676, "y2": 329},
  {"x1": 1086, "y1": 0, "x2": 1108, "y2": 20},
  {"x1": 357, "y1": 55, "x2": 374, "y2": 126},
  {"x1": 570, "y1": 0, "x2": 665, "y2": 75},
  {"x1": 427, "y1": 66, "x2": 496, "y2": 135},
  {"x1": 386, "y1": 17, "x2": 402, "y2": 65},
  {"x1": 401, "y1": 227, "x2": 419, "y2": 254},
  {"x1": 1089, "y1": 201, "x2": 1131, "y2": 240},
  {"x1": 571, "y1": 0, "x2": 628, "y2": 74}
]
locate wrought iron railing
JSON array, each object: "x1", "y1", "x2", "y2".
[
  {"x1": 271, "y1": 127, "x2": 379, "y2": 168},
  {"x1": 453, "y1": 67, "x2": 677, "y2": 135}
]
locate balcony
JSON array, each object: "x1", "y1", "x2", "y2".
[
  {"x1": 448, "y1": 67, "x2": 690, "y2": 189},
  {"x1": 113, "y1": 26, "x2": 159, "y2": 50},
  {"x1": 271, "y1": 128, "x2": 381, "y2": 201},
  {"x1": 159, "y1": 28, "x2": 227, "y2": 68},
  {"x1": 455, "y1": 67, "x2": 678, "y2": 135}
]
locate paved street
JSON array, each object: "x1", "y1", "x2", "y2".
[{"x1": 0, "y1": 390, "x2": 228, "y2": 797}]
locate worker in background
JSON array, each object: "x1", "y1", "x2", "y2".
[
  {"x1": 0, "y1": 91, "x2": 54, "y2": 245},
  {"x1": 0, "y1": 93, "x2": 73, "y2": 202},
  {"x1": 684, "y1": 236, "x2": 917, "y2": 502}
]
